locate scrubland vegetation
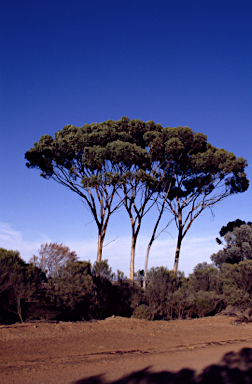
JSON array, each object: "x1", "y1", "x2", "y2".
[
  {"x1": 3, "y1": 118, "x2": 248, "y2": 325},
  {"x1": 1, "y1": 221, "x2": 252, "y2": 324}
]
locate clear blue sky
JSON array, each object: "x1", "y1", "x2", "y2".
[{"x1": 1, "y1": 0, "x2": 252, "y2": 276}]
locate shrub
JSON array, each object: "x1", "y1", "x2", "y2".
[
  {"x1": 194, "y1": 299, "x2": 215, "y2": 318},
  {"x1": 189, "y1": 262, "x2": 220, "y2": 293},
  {"x1": 132, "y1": 304, "x2": 154, "y2": 320},
  {"x1": 221, "y1": 260, "x2": 252, "y2": 295},
  {"x1": 144, "y1": 267, "x2": 184, "y2": 320}
]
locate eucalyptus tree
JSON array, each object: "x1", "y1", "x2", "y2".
[
  {"x1": 25, "y1": 118, "x2": 162, "y2": 273},
  {"x1": 154, "y1": 127, "x2": 249, "y2": 273},
  {"x1": 25, "y1": 120, "x2": 129, "y2": 262},
  {"x1": 142, "y1": 129, "x2": 177, "y2": 287},
  {"x1": 109, "y1": 119, "x2": 165, "y2": 280}
]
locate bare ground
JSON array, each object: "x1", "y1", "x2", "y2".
[{"x1": 1, "y1": 315, "x2": 252, "y2": 383}]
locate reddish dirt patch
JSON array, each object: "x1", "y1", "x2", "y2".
[{"x1": 1, "y1": 316, "x2": 252, "y2": 383}]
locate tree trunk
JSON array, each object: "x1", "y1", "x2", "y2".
[
  {"x1": 130, "y1": 235, "x2": 136, "y2": 281},
  {"x1": 143, "y1": 205, "x2": 171, "y2": 289},
  {"x1": 173, "y1": 228, "x2": 183, "y2": 274},
  {"x1": 17, "y1": 296, "x2": 23, "y2": 323},
  {"x1": 143, "y1": 242, "x2": 151, "y2": 289},
  {"x1": 97, "y1": 230, "x2": 103, "y2": 263}
]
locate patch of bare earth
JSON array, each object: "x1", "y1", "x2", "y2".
[{"x1": 1, "y1": 316, "x2": 252, "y2": 383}]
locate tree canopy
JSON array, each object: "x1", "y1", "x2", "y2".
[
  {"x1": 25, "y1": 118, "x2": 163, "y2": 279},
  {"x1": 146, "y1": 127, "x2": 249, "y2": 273},
  {"x1": 216, "y1": 219, "x2": 252, "y2": 244},
  {"x1": 0, "y1": 248, "x2": 42, "y2": 322},
  {"x1": 25, "y1": 119, "x2": 249, "y2": 278},
  {"x1": 211, "y1": 224, "x2": 252, "y2": 268},
  {"x1": 30, "y1": 243, "x2": 79, "y2": 278}
]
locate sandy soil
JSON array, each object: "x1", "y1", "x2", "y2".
[{"x1": 1, "y1": 315, "x2": 252, "y2": 383}]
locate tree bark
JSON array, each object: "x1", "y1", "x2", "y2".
[
  {"x1": 143, "y1": 243, "x2": 151, "y2": 289},
  {"x1": 97, "y1": 230, "x2": 103, "y2": 263},
  {"x1": 173, "y1": 227, "x2": 183, "y2": 274},
  {"x1": 17, "y1": 296, "x2": 23, "y2": 323},
  {"x1": 130, "y1": 234, "x2": 136, "y2": 281}
]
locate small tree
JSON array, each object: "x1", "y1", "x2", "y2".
[
  {"x1": 211, "y1": 225, "x2": 252, "y2": 268},
  {"x1": 30, "y1": 242, "x2": 79, "y2": 278},
  {"x1": 216, "y1": 219, "x2": 252, "y2": 244},
  {"x1": 0, "y1": 249, "x2": 41, "y2": 323},
  {"x1": 49, "y1": 261, "x2": 94, "y2": 321}
]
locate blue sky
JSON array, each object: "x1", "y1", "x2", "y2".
[{"x1": 1, "y1": 0, "x2": 252, "y2": 276}]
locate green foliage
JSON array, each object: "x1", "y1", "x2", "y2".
[
  {"x1": 220, "y1": 260, "x2": 252, "y2": 296},
  {"x1": 48, "y1": 261, "x2": 94, "y2": 320},
  {"x1": 221, "y1": 285, "x2": 251, "y2": 308},
  {"x1": 147, "y1": 126, "x2": 249, "y2": 273},
  {"x1": 194, "y1": 298, "x2": 215, "y2": 318},
  {"x1": 25, "y1": 118, "x2": 249, "y2": 278},
  {"x1": 219, "y1": 219, "x2": 251, "y2": 238},
  {"x1": 144, "y1": 267, "x2": 185, "y2": 319},
  {"x1": 0, "y1": 248, "x2": 42, "y2": 323},
  {"x1": 132, "y1": 304, "x2": 154, "y2": 320},
  {"x1": 211, "y1": 225, "x2": 252, "y2": 268},
  {"x1": 3, "y1": 244, "x2": 252, "y2": 324},
  {"x1": 189, "y1": 262, "x2": 220, "y2": 293},
  {"x1": 25, "y1": 118, "x2": 164, "y2": 272},
  {"x1": 194, "y1": 291, "x2": 221, "y2": 316},
  {"x1": 92, "y1": 259, "x2": 115, "y2": 279}
]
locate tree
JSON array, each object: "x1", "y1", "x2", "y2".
[
  {"x1": 30, "y1": 242, "x2": 79, "y2": 278},
  {"x1": 25, "y1": 118, "x2": 166, "y2": 278},
  {"x1": 119, "y1": 169, "x2": 159, "y2": 281},
  {"x1": 211, "y1": 224, "x2": 252, "y2": 268},
  {"x1": 0, "y1": 249, "x2": 41, "y2": 322},
  {"x1": 49, "y1": 261, "x2": 94, "y2": 321},
  {"x1": 147, "y1": 127, "x2": 249, "y2": 273},
  {"x1": 25, "y1": 120, "x2": 128, "y2": 262},
  {"x1": 216, "y1": 219, "x2": 252, "y2": 244},
  {"x1": 109, "y1": 119, "x2": 177, "y2": 281},
  {"x1": 0, "y1": 248, "x2": 20, "y2": 295}
]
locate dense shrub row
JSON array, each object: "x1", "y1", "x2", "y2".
[
  {"x1": 0, "y1": 249, "x2": 141, "y2": 324},
  {"x1": 1, "y1": 247, "x2": 252, "y2": 324},
  {"x1": 134, "y1": 262, "x2": 252, "y2": 320}
]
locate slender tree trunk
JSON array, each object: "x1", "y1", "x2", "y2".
[
  {"x1": 143, "y1": 242, "x2": 151, "y2": 289},
  {"x1": 130, "y1": 234, "x2": 136, "y2": 281},
  {"x1": 173, "y1": 227, "x2": 183, "y2": 274},
  {"x1": 143, "y1": 203, "x2": 170, "y2": 289},
  {"x1": 97, "y1": 230, "x2": 103, "y2": 262},
  {"x1": 17, "y1": 296, "x2": 23, "y2": 323}
]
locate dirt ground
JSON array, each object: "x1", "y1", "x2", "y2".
[{"x1": 1, "y1": 315, "x2": 252, "y2": 383}]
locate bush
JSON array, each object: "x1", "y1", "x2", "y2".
[
  {"x1": 220, "y1": 260, "x2": 252, "y2": 295},
  {"x1": 47, "y1": 261, "x2": 95, "y2": 321},
  {"x1": 0, "y1": 248, "x2": 42, "y2": 323},
  {"x1": 221, "y1": 285, "x2": 251, "y2": 308},
  {"x1": 132, "y1": 304, "x2": 154, "y2": 320},
  {"x1": 144, "y1": 267, "x2": 184, "y2": 318},
  {"x1": 194, "y1": 299, "x2": 215, "y2": 318},
  {"x1": 189, "y1": 262, "x2": 220, "y2": 293}
]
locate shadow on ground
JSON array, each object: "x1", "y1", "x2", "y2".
[{"x1": 72, "y1": 347, "x2": 252, "y2": 384}]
